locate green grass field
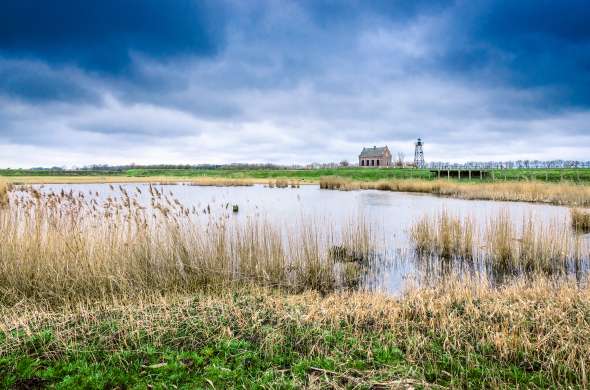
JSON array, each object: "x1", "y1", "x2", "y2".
[
  {"x1": 3, "y1": 167, "x2": 590, "y2": 183},
  {"x1": 1, "y1": 289, "x2": 574, "y2": 389}
]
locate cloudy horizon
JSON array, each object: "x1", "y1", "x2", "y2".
[{"x1": 1, "y1": 0, "x2": 589, "y2": 168}]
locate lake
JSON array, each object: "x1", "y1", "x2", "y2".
[{"x1": 32, "y1": 183, "x2": 588, "y2": 294}]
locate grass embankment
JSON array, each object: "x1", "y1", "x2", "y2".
[
  {"x1": 1, "y1": 176, "x2": 260, "y2": 185},
  {"x1": 0, "y1": 167, "x2": 435, "y2": 181},
  {"x1": 1, "y1": 185, "x2": 590, "y2": 388},
  {"x1": 3, "y1": 167, "x2": 590, "y2": 182},
  {"x1": 2, "y1": 280, "x2": 589, "y2": 388},
  {"x1": 321, "y1": 177, "x2": 590, "y2": 207}
]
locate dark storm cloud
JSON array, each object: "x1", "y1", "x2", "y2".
[
  {"x1": 0, "y1": 0, "x2": 224, "y2": 74},
  {"x1": 0, "y1": 60, "x2": 100, "y2": 103},
  {"x1": 439, "y1": 0, "x2": 590, "y2": 107}
]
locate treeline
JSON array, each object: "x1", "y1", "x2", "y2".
[
  {"x1": 16, "y1": 163, "x2": 306, "y2": 172},
  {"x1": 429, "y1": 160, "x2": 590, "y2": 169}
]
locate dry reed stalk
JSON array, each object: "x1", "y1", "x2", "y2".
[
  {"x1": 485, "y1": 210, "x2": 516, "y2": 270},
  {"x1": 410, "y1": 211, "x2": 474, "y2": 259},
  {"x1": 320, "y1": 177, "x2": 590, "y2": 207},
  {"x1": 0, "y1": 181, "x2": 11, "y2": 208},
  {"x1": 0, "y1": 186, "x2": 374, "y2": 304}
]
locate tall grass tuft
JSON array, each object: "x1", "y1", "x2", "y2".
[
  {"x1": 571, "y1": 208, "x2": 590, "y2": 232},
  {"x1": 485, "y1": 210, "x2": 516, "y2": 270},
  {"x1": 485, "y1": 213, "x2": 577, "y2": 274},
  {"x1": 410, "y1": 211, "x2": 474, "y2": 259},
  {"x1": 0, "y1": 181, "x2": 12, "y2": 208}
]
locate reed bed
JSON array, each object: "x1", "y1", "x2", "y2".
[
  {"x1": 1, "y1": 276, "x2": 589, "y2": 388},
  {"x1": 267, "y1": 179, "x2": 301, "y2": 188},
  {"x1": 320, "y1": 176, "x2": 590, "y2": 207},
  {"x1": 571, "y1": 208, "x2": 590, "y2": 232},
  {"x1": 0, "y1": 185, "x2": 373, "y2": 304},
  {"x1": 409, "y1": 210, "x2": 585, "y2": 275},
  {"x1": 0, "y1": 181, "x2": 11, "y2": 208},
  {"x1": 410, "y1": 211, "x2": 474, "y2": 259}
]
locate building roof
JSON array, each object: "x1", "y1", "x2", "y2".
[{"x1": 359, "y1": 146, "x2": 388, "y2": 158}]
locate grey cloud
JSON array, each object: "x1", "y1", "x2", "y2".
[{"x1": 1, "y1": 1, "x2": 589, "y2": 167}]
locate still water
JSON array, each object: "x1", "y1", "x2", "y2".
[{"x1": 34, "y1": 183, "x2": 586, "y2": 293}]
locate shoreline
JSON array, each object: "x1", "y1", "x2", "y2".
[{"x1": 4, "y1": 175, "x2": 589, "y2": 207}]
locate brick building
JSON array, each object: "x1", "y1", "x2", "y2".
[{"x1": 359, "y1": 146, "x2": 392, "y2": 167}]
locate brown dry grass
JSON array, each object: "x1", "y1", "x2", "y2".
[
  {"x1": 1, "y1": 276, "x2": 588, "y2": 387},
  {"x1": 0, "y1": 185, "x2": 372, "y2": 305},
  {"x1": 321, "y1": 177, "x2": 590, "y2": 207}
]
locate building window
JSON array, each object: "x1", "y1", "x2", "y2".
[
  {"x1": 361, "y1": 160, "x2": 364, "y2": 166},
  {"x1": 371, "y1": 160, "x2": 374, "y2": 166},
  {"x1": 377, "y1": 160, "x2": 380, "y2": 166}
]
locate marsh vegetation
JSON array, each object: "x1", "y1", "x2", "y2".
[
  {"x1": 320, "y1": 176, "x2": 590, "y2": 207},
  {"x1": 1, "y1": 183, "x2": 589, "y2": 388},
  {"x1": 0, "y1": 186, "x2": 378, "y2": 304},
  {"x1": 2, "y1": 276, "x2": 589, "y2": 388},
  {"x1": 410, "y1": 209, "x2": 587, "y2": 275}
]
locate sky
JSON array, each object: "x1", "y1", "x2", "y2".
[{"x1": 1, "y1": 0, "x2": 589, "y2": 168}]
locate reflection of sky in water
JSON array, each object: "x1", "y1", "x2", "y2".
[{"x1": 33, "y1": 183, "x2": 584, "y2": 294}]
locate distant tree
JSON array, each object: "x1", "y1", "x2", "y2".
[
  {"x1": 396, "y1": 152, "x2": 405, "y2": 167},
  {"x1": 340, "y1": 160, "x2": 349, "y2": 167}
]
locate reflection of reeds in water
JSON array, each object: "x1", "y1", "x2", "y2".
[
  {"x1": 0, "y1": 186, "x2": 373, "y2": 304},
  {"x1": 410, "y1": 209, "x2": 586, "y2": 276},
  {"x1": 320, "y1": 177, "x2": 590, "y2": 207}
]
